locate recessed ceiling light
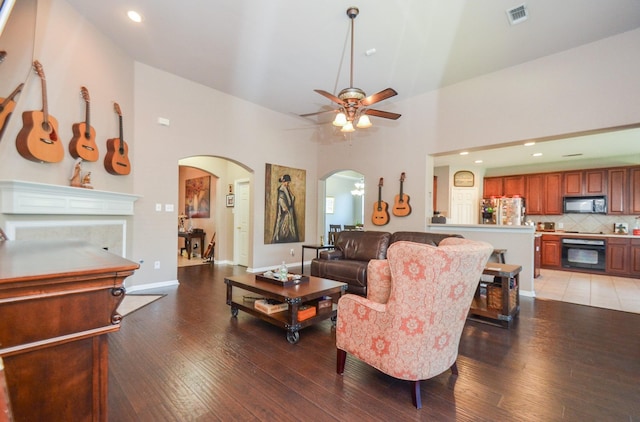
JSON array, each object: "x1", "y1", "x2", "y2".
[
  {"x1": 524, "y1": 142, "x2": 535, "y2": 147},
  {"x1": 474, "y1": 160, "x2": 483, "y2": 164},
  {"x1": 459, "y1": 151, "x2": 469, "y2": 156},
  {"x1": 127, "y1": 10, "x2": 143, "y2": 23},
  {"x1": 532, "y1": 152, "x2": 543, "y2": 157}
]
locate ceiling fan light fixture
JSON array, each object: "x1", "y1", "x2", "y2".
[
  {"x1": 341, "y1": 121, "x2": 355, "y2": 133},
  {"x1": 356, "y1": 114, "x2": 372, "y2": 128},
  {"x1": 333, "y1": 112, "x2": 347, "y2": 127}
]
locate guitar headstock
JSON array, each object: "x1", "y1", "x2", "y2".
[
  {"x1": 378, "y1": 177, "x2": 384, "y2": 187},
  {"x1": 113, "y1": 102, "x2": 122, "y2": 116},
  {"x1": 33, "y1": 60, "x2": 45, "y2": 80},
  {"x1": 400, "y1": 172, "x2": 405, "y2": 182},
  {"x1": 80, "y1": 86, "x2": 90, "y2": 103}
]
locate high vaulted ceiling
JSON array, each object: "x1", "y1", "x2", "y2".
[
  {"x1": 65, "y1": 1, "x2": 640, "y2": 117},
  {"x1": 64, "y1": 1, "x2": 640, "y2": 167}
]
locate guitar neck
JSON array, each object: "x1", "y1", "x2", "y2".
[
  {"x1": 1, "y1": 83, "x2": 24, "y2": 108},
  {"x1": 118, "y1": 115, "x2": 124, "y2": 153},
  {"x1": 84, "y1": 101, "x2": 91, "y2": 137},
  {"x1": 41, "y1": 76, "x2": 49, "y2": 124}
]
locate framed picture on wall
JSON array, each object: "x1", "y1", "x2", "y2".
[
  {"x1": 264, "y1": 163, "x2": 306, "y2": 244},
  {"x1": 226, "y1": 194, "x2": 235, "y2": 207},
  {"x1": 326, "y1": 197, "x2": 335, "y2": 214},
  {"x1": 185, "y1": 176, "x2": 211, "y2": 218}
]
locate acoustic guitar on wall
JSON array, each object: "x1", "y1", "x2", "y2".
[
  {"x1": 0, "y1": 83, "x2": 23, "y2": 139},
  {"x1": 104, "y1": 102, "x2": 131, "y2": 175},
  {"x1": 16, "y1": 60, "x2": 64, "y2": 163},
  {"x1": 372, "y1": 177, "x2": 390, "y2": 226},
  {"x1": 69, "y1": 86, "x2": 99, "y2": 161},
  {"x1": 392, "y1": 172, "x2": 412, "y2": 217}
]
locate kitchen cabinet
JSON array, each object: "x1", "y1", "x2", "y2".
[
  {"x1": 503, "y1": 175, "x2": 525, "y2": 197},
  {"x1": 563, "y1": 170, "x2": 606, "y2": 196},
  {"x1": 607, "y1": 237, "x2": 631, "y2": 276},
  {"x1": 541, "y1": 235, "x2": 561, "y2": 268},
  {"x1": 525, "y1": 174, "x2": 544, "y2": 215},
  {"x1": 543, "y1": 173, "x2": 563, "y2": 215},
  {"x1": 483, "y1": 177, "x2": 503, "y2": 197},
  {"x1": 632, "y1": 239, "x2": 640, "y2": 276},
  {"x1": 608, "y1": 168, "x2": 627, "y2": 214},
  {"x1": 631, "y1": 167, "x2": 640, "y2": 214}
]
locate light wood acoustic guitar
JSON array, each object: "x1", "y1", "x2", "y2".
[
  {"x1": 16, "y1": 60, "x2": 64, "y2": 163},
  {"x1": 392, "y1": 172, "x2": 412, "y2": 217},
  {"x1": 372, "y1": 177, "x2": 390, "y2": 226},
  {"x1": 69, "y1": 86, "x2": 99, "y2": 161},
  {"x1": 0, "y1": 83, "x2": 23, "y2": 139},
  {"x1": 104, "y1": 102, "x2": 131, "y2": 175}
]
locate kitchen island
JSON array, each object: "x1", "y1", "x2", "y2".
[{"x1": 426, "y1": 223, "x2": 536, "y2": 296}]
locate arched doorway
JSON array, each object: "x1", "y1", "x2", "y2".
[
  {"x1": 178, "y1": 156, "x2": 252, "y2": 267},
  {"x1": 323, "y1": 170, "x2": 365, "y2": 241}
]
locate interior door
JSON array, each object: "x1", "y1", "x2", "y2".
[
  {"x1": 449, "y1": 187, "x2": 478, "y2": 224},
  {"x1": 233, "y1": 179, "x2": 250, "y2": 267}
]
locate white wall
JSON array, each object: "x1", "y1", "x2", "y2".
[{"x1": 2, "y1": 0, "x2": 639, "y2": 289}]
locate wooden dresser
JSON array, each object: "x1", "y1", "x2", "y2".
[{"x1": 0, "y1": 240, "x2": 138, "y2": 421}]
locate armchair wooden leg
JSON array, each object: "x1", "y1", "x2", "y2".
[
  {"x1": 450, "y1": 360, "x2": 459, "y2": 376},
  {"x1": 412, "y1": 380, "x2": 422, "y2": 409},
  {"x1": 336, "y1": 349, "x2": 346, "y2": 374}
]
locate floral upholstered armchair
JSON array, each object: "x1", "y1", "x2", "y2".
[{"x1": 336, "y1": 238, "x2": 493, "y2": 409}]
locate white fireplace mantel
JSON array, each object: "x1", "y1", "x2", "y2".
[{"x1": 0, "y1": 180, "x2": 141, "y2": 215}]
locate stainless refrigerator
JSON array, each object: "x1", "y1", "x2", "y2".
[{"x1": 480, "y1": 197, "x2": 525, "y2": 225}]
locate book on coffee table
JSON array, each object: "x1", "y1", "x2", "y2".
[{"x1": 254, "y1": 299, "x2": 288, "y2": 314}]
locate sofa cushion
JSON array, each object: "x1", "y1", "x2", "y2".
[{"x1": 335, "y1": 231, "x2": 391, "y2": 261}]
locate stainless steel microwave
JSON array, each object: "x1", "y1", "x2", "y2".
[{"x1": 563, "y1": 196, "x2": 607, "y2": 214}]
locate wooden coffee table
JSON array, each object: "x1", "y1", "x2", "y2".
[{"x1": 224, "y1": 273, "x2": 347, "y2": 343}]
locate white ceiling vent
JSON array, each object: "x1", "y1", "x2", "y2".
[{"x1": 506, "y1": 4, "x2": 529, "y2": 25}]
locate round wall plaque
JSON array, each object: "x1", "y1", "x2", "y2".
[{"x1": 453, "y1": 170, "x2": 474, "y2": 187}]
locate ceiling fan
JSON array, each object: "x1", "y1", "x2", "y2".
[{"x1": 301, "y1": 7, "x2": 401, "y2": 132}]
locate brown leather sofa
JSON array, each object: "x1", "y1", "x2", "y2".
[{"x1": 310, "y1": 230, "x2": 462, "y2": 295}]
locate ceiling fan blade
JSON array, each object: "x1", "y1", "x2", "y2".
[
  {"x1": 364, "y1": 109, "x2": 401, "y2": 120},
  {"x1": 314, "y1": 89, "x2": 344, "y2": 105},
  {"x1": 299, "y1": 109, "x2": 337, "y2": 117},
  {"x1": 361, "y1": 88, "x2": 398, "y2": 106}
]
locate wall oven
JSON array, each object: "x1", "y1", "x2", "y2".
[{"x1": 561, "y1": 238, "x2": 606, "y2": 271}]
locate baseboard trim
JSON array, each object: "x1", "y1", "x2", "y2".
[{"x1": 126, "y1": 279, "x2": 179, "y2": 293}]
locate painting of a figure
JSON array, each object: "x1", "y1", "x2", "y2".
[
  {"x1": 185, "y1": 176, "x2": 210, "y2": 218},
  {"x1": 265, "y1": 164, "x2": 306, "y2": 244}
]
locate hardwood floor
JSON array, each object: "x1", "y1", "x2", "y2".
[{"x1": 109, "y1": 264, "x2": 640, "y2": 421}]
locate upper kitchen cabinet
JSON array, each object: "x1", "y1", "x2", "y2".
[
  {"x1": 543, "y1": 173, "x2": 563, "y2": 214},
  {"x1": 483, "y1": 177, "x2": 503, "y2": 197},
  {"x1": 525, "y1": 174, "x2": 544, "y2": 215},
  {"x1": 608, "y1": 167, "x2": 627, "y2": 214},
  {"x1": 563, "y1": 170, "x2": 607, "y2": 196},
  {"x1": 503, "y1": 175, "x2": 525, "y2": 197},
  {"x1": 631, "y1": 167, "x2": 640, "y2": 214}
]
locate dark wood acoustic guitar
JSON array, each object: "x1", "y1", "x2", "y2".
[
  {"x1": 104, "y1": 102, "x2": 131, "y2": 175},
  {"x1": 69, "y1": 86, "x2": 99, "y2": 161},
  {"x1": 16, "y1": 61, "x2": 64, "y2": 163},
  {"x1": 0, "y1": 83, "x2": 23, "y2": 139},
  {"x1": 372, "y1": 177, "x2": 390, "y2": 226},
  {"x1": 392, "y1": 172, "x2": 412, "y2": 217}
]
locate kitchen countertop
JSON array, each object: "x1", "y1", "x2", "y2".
[{"x1": 537, "y1": 231, "x2": 639, "y2": 238}]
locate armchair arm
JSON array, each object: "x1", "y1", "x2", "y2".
[
  {"x1": 366, "y1": 259, "x2": 391, "y2": 304},
  {"x1": 336, "y1": 293, "x2": 388, "y2": 351}
]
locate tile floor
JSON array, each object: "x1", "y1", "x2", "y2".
[{"x1": 535, "y1": 269, "x2": 640, "y2": 314}]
